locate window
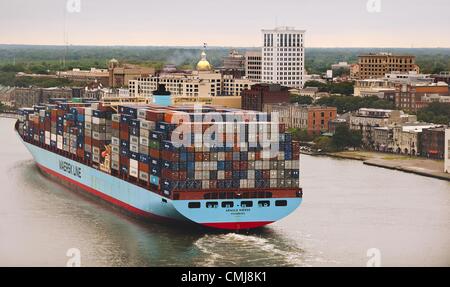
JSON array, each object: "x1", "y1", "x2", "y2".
[
  {"x1": 258, "y1": 200, "x2": 270, "y2": 207},
  {"x1": 275, "y1": 200, "x2": 288, "y2": 207},
  {"x1": 206, "y1": 202, "x2": 218, "y2": 208},
  {"x1": 241, "y1": 201, "x2": 253, "y2": 208},
  {"x1": 222, "y1": 201, "x2": 234, "y2": 208},
  {"x1": 188, "y1": 202, "x2": 200, "y2": 209}
]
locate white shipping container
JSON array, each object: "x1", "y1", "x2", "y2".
[
  {"x1": 270, "y1": 179, "x2": 278, "y2": 188},
  {"x1": 92, "y1": 117, "x2": 106, "y2": 125},
  {"x1": 218, "y1": 170, "x2": 225, "y2": 180},
  {"x1": 51, "y1": 133, "x2": 57, "y2": 142},
  {"x1": 248, "y1": 170, "x2": 255, "y2": 179},
  {"x1": 57, "y1": 141, "x2": 63, "y2": 150},
  {"x1": 140, "y1": 129, "x2": 149, "y2": 138},
  {"x1": 45, "y1": 131, "x2": 50, "y2": 138},
  {"x1": 112, "y1": 114, "x2": 120, "y2": 122},
  {"x1": 202, "y1": 180, "x2": 209, "y2": 189},
  {"x1": 139, "y1": 137, "x2": 149, "y2": 146},
  {"x1": 202, "y1": 171, "x2": 209, "y2": 180},
  {"x1": 137, "y1": 109, "x2": 147, "y2": 119},
  {"x1": 111, "y1": 153, "x2": 119, "y2": 162},
  {"x1": 111, "y1": 146, "x2": 120, "y2": 154},
  {"x1": 195, "y1": 162, "x2": 202, "y2": 171},
  {"x1": 129, "y1": 159, "x2": 138, "y2": 169},
  {"x1": 139, "y1": 171, "x2": 149, "y2": 181},
  {"x1": 111, "y1": 162, "x2": 120, "y2": 171},
  {"x1": 129, "y1": 143, "x2": 139, "y2": 153},
  {"x1": 270, "y1": 170, "x2": 278, "y2": 179},
  {"x1": 84, "y1": 108, "x2": 92, "y2": 116},
  {"x1": 263, "y1": 161, "x2": 270, "y2": 170},
  {"x1": 240, "y1": 179, "x2": 248, "y2": 188},
  {"x1": 85, "y1": 115, "x2": 92, "y2": 123},
  {"x1": 218, "y1": 152, "x2": 225, "y2": 161},
  {"x1": 195, "y1": 171, "x2": 202, "y2": 180},
  {"x1": 111, "y1": 137, "x2": 120, "y2": 146},
  {"x1": 248, "y1": 180, "x2": 255, "y2": 188},
  {"x1": 285, "y1": 160, "x2": 292, "y2": 169},
  {"x1": 130, "y1": 136, "x2": 139, "y2": 145},
  {"x1": 129, "y1": 167, "x2": 138, "y2": 178},
  {"x1": 45, "y1": 137, "x2": 51, "y2": 145},
  {"x1": 139, "y1": 120, "x2": 151, "y2": 130},
  {"x1": 292, "y1": 160, "x2": 300, "y2": 169},
  {"x1": 92, "y1": 146, "x2": 100, "y2": 155}
]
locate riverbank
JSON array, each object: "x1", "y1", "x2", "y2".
[
  {"x1": 319, "y1": 151, "x2": 450, "y2": 181},
  {"x1": 0, "y1": 112, "x2": 18, "y2": 119}
]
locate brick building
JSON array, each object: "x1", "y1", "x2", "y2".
[
  {"x1": 263, "y1": 103, "x2": 337, "y2": 135},
  {"x1": 395, "y1": 82, "x2": 449, "y2": 112},
  {"x1": 241, "y1": 84, "x2": 290, "y2": 111},
  {"x1": 420, "y1": 126, "x2": 446, "y2": 159},
  {"x1": 357, "y1": 53, "x2": 419, "y2": 79}
]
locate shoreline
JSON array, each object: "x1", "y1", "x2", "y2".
[{"x1": 302, "y1": 151, "x2": 450, "y2": 182}]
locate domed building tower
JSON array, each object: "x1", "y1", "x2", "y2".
[{"x1": 196, "y1": 44, "x2": 212, "y2": 72}]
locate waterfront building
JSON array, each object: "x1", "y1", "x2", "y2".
[
  {"x1": 357, "y1": 52, "x2": 420, "y2": 79},
  {"x1": 420, "y1": 126, "x2": 446, "y2": 159},
  {"x1": 349, "y1": 108, "x2": 416, "y2": 148},
  {"x1": 373, "y1": 126, "x2": 394, "y2": 152},
  {"x1": 261, "y1": 26, "x2": 305, "y2": 88},
  {"x1": 445, "y1": 129, "x2": 450, "y2": 173},
  {"x1": 392, "y1": 123, "x2": 440, "y2": 156}
]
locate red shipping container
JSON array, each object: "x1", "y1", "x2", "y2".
[
  {"x1": 139, "y1": 162, "x2": 149, "y2": 173},
  {"x1": 149, "y1": 149, "x2": 160, "y2": 158}
]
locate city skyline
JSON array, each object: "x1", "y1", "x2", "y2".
[{"x1": 1, "y1": 0, "x2": 450, "y2": 48}]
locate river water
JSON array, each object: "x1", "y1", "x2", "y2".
[{"x1": 0, "y1": 118, "x2": 449, "y2": 266}]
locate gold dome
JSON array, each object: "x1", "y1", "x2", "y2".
[{"x1": 196, "y1": 51, "x2": 212, "y2": 71}]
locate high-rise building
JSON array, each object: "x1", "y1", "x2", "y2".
[
  {"x1": 261, "y1": 27, "x2": 305, "y2": 88},
  {"x1": 245, "y1": 50, "x2": 262, "y2": 82}
]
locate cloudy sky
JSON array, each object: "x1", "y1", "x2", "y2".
[{"x1": 1, "y1": 0, "x2": 449, "y2": 47}]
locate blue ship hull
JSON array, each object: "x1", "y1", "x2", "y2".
[{"x1": 19, "y1": 135, "x2": 302, "y2": 230}]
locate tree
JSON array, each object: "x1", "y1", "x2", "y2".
[
  {"x1": 332, "y1": 125, "x2": 352, "y2": 150},
  {"x1": 288, "y1": 128, "x2": 314, "y2": 142},
  {"x1": 316, "y1": 95, "x2": 394, "y2": 113},
  {"x1": 290, "y1": 95, "x2": 313, "y2": 105},
  {"x1": 417, "y1": 102, "x2": 450, "y2": 125},
  {"x1": 314, "y1": 136, "x2": 334, "y2": 152},
  {"x1": 331, "y1": 125, "x2": 362, "y2": 151}
]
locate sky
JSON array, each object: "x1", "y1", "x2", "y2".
[{"x1": 0, "y1": 0, "x2": 449, "y2": 47}]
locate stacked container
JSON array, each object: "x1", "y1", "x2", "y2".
[{"x1": 18, "y1": 102, "x2": 301, "y2": 199}]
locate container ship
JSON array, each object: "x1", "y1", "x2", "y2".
[{"x1": 15, "y1": 97, "x2": 302, "y2": 230}]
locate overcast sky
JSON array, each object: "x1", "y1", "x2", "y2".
[{"x1": 1, "y1": 0, "x2": 449, "y2": 47}]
